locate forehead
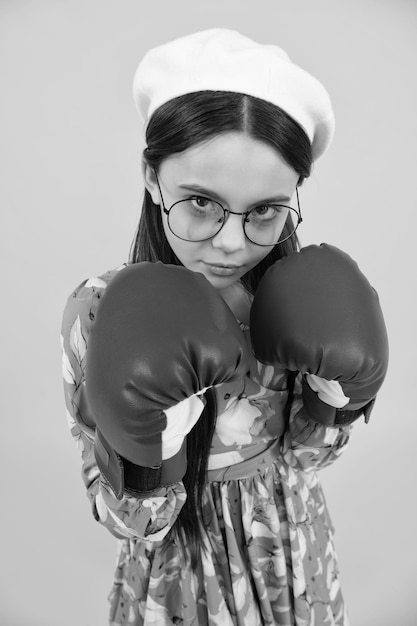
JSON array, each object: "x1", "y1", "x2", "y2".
[{"x1": 159, "y1": 131, "x2": 299, "y2": 199}]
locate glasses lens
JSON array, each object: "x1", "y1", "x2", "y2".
[
  {"x1": 244, "y1": 205, "x2": 299, "y2": 246},
  {"x1": 168, "y1": 198, "x2": 225, "y2": 241}
]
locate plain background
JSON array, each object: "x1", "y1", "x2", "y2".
[{"x1": 1, "y1": 0, "x2": 416, "y2": 624}]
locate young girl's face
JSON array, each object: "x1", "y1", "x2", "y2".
[{"x1": 144, "y1": 132, "x2": 300, "y2": 292}]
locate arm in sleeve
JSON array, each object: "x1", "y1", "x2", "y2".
[
  {"x1": 60, "y1": 268, "x2": 186, "y2": 542},
  {"x1": 281, "y1": 373, "x2": 353, "y2": 472}
]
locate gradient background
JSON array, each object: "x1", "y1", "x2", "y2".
[{"x1": 1, "y1": 1, "x2": 416, "y2": 624}]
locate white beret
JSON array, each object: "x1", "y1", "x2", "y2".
[{"x1": 133, "y1": 29, "x2": 335, "y2": 160}]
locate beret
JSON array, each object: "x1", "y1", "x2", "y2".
[{"x1": 133, "y1": 28, "x2": 335, "y2": 160}]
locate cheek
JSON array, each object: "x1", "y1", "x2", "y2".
[
  {"x1": 161, "y1": 213, "x2": 200, "y2": 263},
  {"x1": 160, "y1": 210, "x2": 179, "y2": 251},
  {"x1": 247, "y1": 246, "x2": 275, "y2": 270}
]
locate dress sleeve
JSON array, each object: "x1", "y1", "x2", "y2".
[
  {"x1": 281, "y1": 373, "x2": 353, "y2": 472},
  {"x1": 60, "y1": 268, "x2": 186, "y2": 542}
]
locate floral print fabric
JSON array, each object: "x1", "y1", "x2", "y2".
[{"x1": 61, "y1": 266, "x2": 352, "y2": 625}]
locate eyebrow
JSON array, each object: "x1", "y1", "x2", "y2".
[{"x1": 177, "y1": 183, "x2": 292, "y2": 205}]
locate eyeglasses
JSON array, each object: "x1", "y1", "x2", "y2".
[{"x1": 153, "y1": 168, "x2": 302, "y2": 247}]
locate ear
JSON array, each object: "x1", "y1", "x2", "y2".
[{"x1": 142, "y1": 160, "x2": 161, "y2": 206}]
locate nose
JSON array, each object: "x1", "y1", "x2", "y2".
[{"x1": 210, "y1": 212, "x2": 246, "y2": 253}]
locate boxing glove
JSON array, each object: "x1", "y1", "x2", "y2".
[
  {"x1": 250, "y1": 244, "x2": 389, "y2": 426},
  {"x1": 86, "y1": 262, "x2": 249, "y2": 498}
]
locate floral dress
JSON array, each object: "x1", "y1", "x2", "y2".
[{"x1": 61, "y1": 265, "x2": 352, "y2": 626}]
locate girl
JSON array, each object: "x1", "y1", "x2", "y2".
[{"x1": 61, "y1": 29, "x2": 388, "y2": 626}]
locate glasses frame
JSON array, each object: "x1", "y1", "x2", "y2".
[{"x1": 153, "y1": 167, "x2": 303, "y2": 247}]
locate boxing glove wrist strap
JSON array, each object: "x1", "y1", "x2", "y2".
[
  {"x1": 123, "y1": 457, "x2": 162, "y2": 494},
  {"x1": 335, "y1": 398, "x2": 375, "y2": 425},
  {"x1": 95, "y1": 428, "x2": 188, "y2": 499},
  {"x1": 301, "y1": 377, "x2": 375, "y2": 427}
]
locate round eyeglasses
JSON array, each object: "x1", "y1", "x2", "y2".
[{"x1": 154, "y1": 168, "x2": 302, "y2": 247}]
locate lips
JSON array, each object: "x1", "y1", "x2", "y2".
[
  {"x1": 204, "y1": 262, "x2": 242, "y2": 269},
  {"x1": 202, "y1": 261, "x2": 243, "y2": 277}
]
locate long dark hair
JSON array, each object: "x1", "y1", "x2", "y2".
[{"x1": 129, "y1": 91, "x2": 313, "y2": 566}]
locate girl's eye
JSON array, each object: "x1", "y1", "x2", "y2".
[
  {"x1": 181, "y1": 196, "x2": 224, "y2": 220},
  {"x1": 187, "y1": 197, "x2": 222, "y2": 216},
  {"x1": 251, "y1": 205, "x2": 285, "y2": 221},
  {"x1": 190, "y1": 196, "x2": 211, "y2": 209}
]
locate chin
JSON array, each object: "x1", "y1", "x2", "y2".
[
  {"x1": 203, "y1": 273, "x2": 241, "y2": 291},
  {"x1": 181, "y1": 261, "x2": 245, "y2": 290}
]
